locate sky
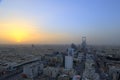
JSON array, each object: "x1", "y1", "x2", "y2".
[{"x1": 0, "y1": 0, "x2": 120, "y2": 45}]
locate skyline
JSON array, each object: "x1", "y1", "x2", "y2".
[{"x1": 0, "y1": 0, "x2": 120, "y2": 45}]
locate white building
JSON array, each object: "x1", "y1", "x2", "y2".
[
  {"x1": 65, "y1": 56, "x2": 73, "y2": 69},
  {"x1": 23, "y1": 62, "x2": 43, "y2": 78}
]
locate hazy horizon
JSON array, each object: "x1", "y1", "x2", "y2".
[{"x1": 0, "y1": 0, "x2": 120, "y2": 45}]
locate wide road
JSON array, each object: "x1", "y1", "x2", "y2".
[
  {"x1": 75, "y1": 53, "x2": 86, "y2": 80},
  {"x1": 0, "y1": 69, "x2": 22, "y2": 80}
]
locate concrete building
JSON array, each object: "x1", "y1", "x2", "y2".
[
  {"x1": 65, "y1": 56, "x2": 73, "y2": 69},
  {"x1": 67, "y1": 48, "x2": 74, "y2": 56},
  {"x1": 43, "y1": 67, "x2": 59, "y2": 78},
  {"x1": 109, "y1": 66, "x2": 120, "y2": 80},
  {"x1": 81, "y1": 37, "x2": 87, "y2": 50},
  {"x1": 58, "y1": 74, "x2": 69, "y2": 80},
  {"x1": 23, "y1": 62, "x2": 43, "y2": 78},
  {"x1": 78, "y1": 52, "x2": 84, "y2": 62},
  {"x1": 61, "y1": 69, "x2": 76, "y2": 78},
  {"x1": 72, "y1": 75, "x2": 81, "y2": 80}
]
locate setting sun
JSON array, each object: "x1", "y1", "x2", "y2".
[
  {"x1": 0, "y1": 18, "x2": 36, "y2": 43},
  {"x1": 0, "y1": 18, "x2": 68, "y2": 44},
  {"x1": 8, "y1": 27, "x2": 29, "y2": 43}
]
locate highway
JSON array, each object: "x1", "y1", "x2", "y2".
[{"x1": 75, "y1": 52, "x2": 86, "y2": 80}]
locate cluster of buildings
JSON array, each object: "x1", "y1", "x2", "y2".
[
  {"x1": 21, "y1": 46, "x2": 80, "y2": 80},
  {"x1": 95, "y1": 48, "x2": 120, "y2": 80},
  {"x1": 0, "y1": 37, "x2": 120, "y2": 80},
  {"x1": 82, "y1": 53, "x2": 100, "y2": 80},
  {"x1": 19, "y1": 37, "x2": 86, "y2": 80}
]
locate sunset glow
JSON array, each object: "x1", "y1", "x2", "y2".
[
  {"x1": 0, "y1": 18, "x2": 69, "y2": 44},
  {"x1": 7, "y1": 27, "x2": 29, "y2": 43},
  {"x1": 0, "y1": 0, "x2": 120, "y2": 45},
  {"x1": 0, "y1": 18, "x2": 38, "y2": 43}
]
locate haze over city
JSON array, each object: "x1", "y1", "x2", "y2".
[
  {"x1": 1, "y1": 1, "x2": 120, "y2": 80},
  {"x1": 0, "y1": 0, "x2": 120, "y2": 45}
]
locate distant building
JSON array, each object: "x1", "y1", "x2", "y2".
[
  {"x1": 81, "y1": 37, "x2": 87, "y2": 51},
  {"x1": 67, "y1": 48, "x2": 74, "y2": 56},
  {"x1": 71, "y1": 43, "x2": 77, "y2": 51}
]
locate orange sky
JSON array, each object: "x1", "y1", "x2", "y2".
[
  {"x1": 0, "y1": 0, "x2": 120, "y2": 45},
  {"x1": 0, "y1": 18, "x2": 71, "y2": 44}
]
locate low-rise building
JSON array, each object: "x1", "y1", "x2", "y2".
[
  {"x1": 43, "y1": 67, "x2": 59, "y2": 78},
  {"x1": 23, "y1": 61, "x2": 43, "y2": 78},
  {"x1": 58, "y1": 74, "x2": 69, "y2": 80}
]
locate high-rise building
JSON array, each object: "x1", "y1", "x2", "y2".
[
  {"x1": 81, "y1": 37, "x2": 87, "y2": 51},
  {"x1": 67, "y1": 48, "x2": 74, "y2": 56},
  {"x1": 65, "y1": 56, "x2": 73, "y2": 69},
  {"x1": 65, "y1": 47, "x2": 74, "y2": 69}
]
